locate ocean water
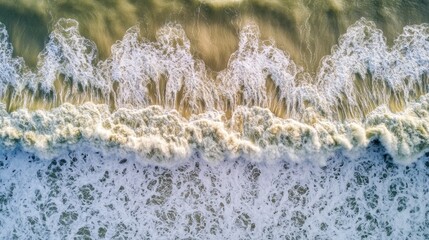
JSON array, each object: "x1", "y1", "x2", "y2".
[{"x1": 0, "y1": 0, "x2": 429, "y2": 238}]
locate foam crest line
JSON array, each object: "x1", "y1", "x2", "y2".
[{"x1": 1, "y1": 95, "x2": 429, "y2": 165}]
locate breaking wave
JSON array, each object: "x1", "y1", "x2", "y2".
[{"x1": 1, "y1": 18, "x2": 429, "y2": 165}]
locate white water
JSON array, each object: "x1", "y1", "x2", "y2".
[
  {"x1": 0, "y1": 144, "x2": 427, "y2": 239},
  {"x1": 0, "y1": 19, "x2": 428, "y2": 165},
  {"x1": 0, "y1": 17, "x2": 429, "y2": 238}
]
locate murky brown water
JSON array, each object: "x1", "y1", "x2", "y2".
[{"x1": 2, "y1": 0, "x2": 429, "y2": 72}]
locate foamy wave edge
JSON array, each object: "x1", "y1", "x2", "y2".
[
  {"x1": 1, "y1": 17, "x2": 429, "y2": 166},
  {"x1": 1, "y1": 97, "x2": 428, "y2": 166}
]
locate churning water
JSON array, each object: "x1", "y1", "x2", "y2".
[{"x1": 0, "y1": 0, "x2": 428, "y2": 238}]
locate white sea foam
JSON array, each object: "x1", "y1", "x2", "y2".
[
  {"x1": 0, "y1": 145, "x2": 427, "y2": 239},
  {"x1": 0, "y1": 19, "x2": 428, "y2": 165},
  {"x1": 100, "y1": 23, "x2": 215, "y2": 111},
  {"x1": 217, "y1": 24, "x2": 314, "y2": 117},
  {"x1": 0, "y1": 16, "x2": 428, "y2": 240},
  {"x1": 0, "y1": 22, "x2": 27, "y2": 95},
  {"x1": 0, "y1": 94, "x2": 428, "y2": 165},
  {"x1": 318, "y1": 19, "x2": 429, "y2": 118}
]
